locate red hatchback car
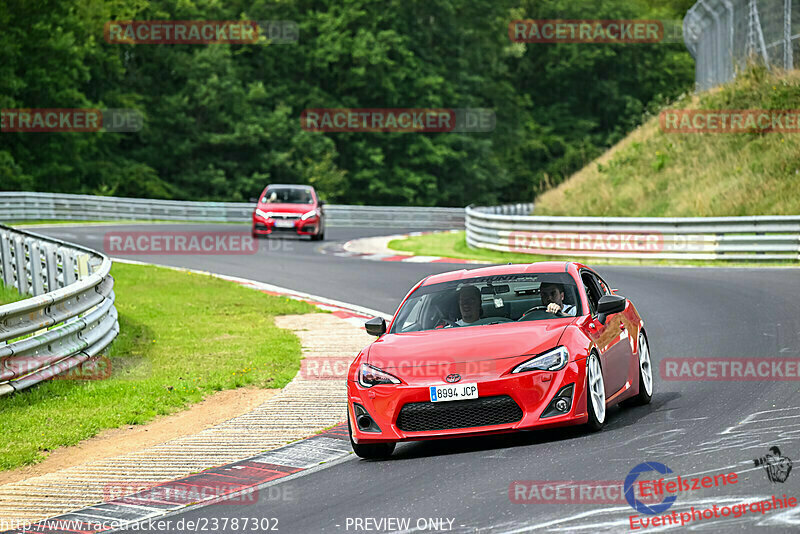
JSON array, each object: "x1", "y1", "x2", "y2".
[
  {"x1": 347, "y1": 262, "x2": 653, "y2": 459},
  {"x1": 251, "y1": 184, "x2": 325, "y2": 240}
]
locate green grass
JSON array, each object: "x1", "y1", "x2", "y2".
[
  {"x1": 6, "y1": 219, "x2": 243, "y2": 226},
  {"x1": 0, "y1": 262, "x2": 316, "y2": 471},
  {"x1": 0, "y1": 282, "x2": 26, "y2": 305},
  {"x1": 535, "y1": 67, "x2": 800, "y2": 217},
  {"x1": 388, "y1": 231, "x2": 799, "y2": 267}
]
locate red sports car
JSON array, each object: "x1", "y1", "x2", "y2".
[
  {"x1": 251, "y1": 184, "x2": 325, "y2": 240},
  {"x1": 347, "y1": 261, "x2": 653, "y2": 459}
]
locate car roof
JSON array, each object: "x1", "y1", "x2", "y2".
[
  {"x1": 264, "y1": 184, "x2": 313, "y2": 189},
  {"x1": 421, "y1": 261, "x2": 585, "y2": 286}
]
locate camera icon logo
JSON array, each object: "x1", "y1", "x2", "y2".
[{"x1": 753, "y1": 446, "x2": 793, "y2": 484}]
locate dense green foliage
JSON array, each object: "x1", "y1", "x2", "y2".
[{"x1": 1, "y1": 0, "x2": 694, "y2": 206}]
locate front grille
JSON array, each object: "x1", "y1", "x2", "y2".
[
  {"x1": 396, "y1": 395, "x2": 523, "y2": 432},
  {"x1": 272, "y1": 213, "x2": 300, "y2": 220}
]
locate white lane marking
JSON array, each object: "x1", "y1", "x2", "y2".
[
  {"x1": 250, "y1": 437, "x2": 352, "y2": 469},
  {"x1": 402, "y1": 256, "x2": 444, "y2": 262}
]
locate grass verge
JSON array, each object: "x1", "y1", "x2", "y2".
[
  {"x1": 535, "y1": 67, "x2": 800, "y2": 217},
  {"x1": 0, "y1": 262, "x2": 316, "y2": 471},
  {"x1": 0, "y1": 282, "x2": 26, "y2": 305},
  {"x1": 388, "y1": 231, "x2": 799, "y2": 267}
]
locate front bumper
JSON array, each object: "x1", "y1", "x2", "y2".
[
  {"x1": 252, "y1": 214, "x2": 320, "y2": 236},
  {"x1": 347, "y1": 360, "x2": 589, "y2": 444}
]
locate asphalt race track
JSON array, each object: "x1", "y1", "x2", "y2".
[{"x1": 33, "y1": 223, "x2": 800, "y2": 533}]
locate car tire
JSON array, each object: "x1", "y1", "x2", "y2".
[
  {"x1": 348, "y1": 415, "x2": 395, "y2": 460},
  {"x1": 586, "y1": 351, "x2": 606, "y2": 432},
  {"x1": 623, "y1": 331, "x2": 653, "y2": 407}
]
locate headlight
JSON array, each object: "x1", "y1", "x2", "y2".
[
  {"x1": 300, "y1": 209, "x2": 318, "y2": 220},
  {"x1": 358, "y1": 364, "x2": 401, "y2": 387},
  {"x1": 511, "y1": 346, "x2": 569, "y2": 373},
  {"x1": 255, "y1": 208, "x2": 271, "y2": 219}
]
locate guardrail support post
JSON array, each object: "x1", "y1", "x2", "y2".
[
  {"x1": 0, "y1": 232, "x2": 14, "y2": 288},
  {"x1": 13, "y1": 237, "x2": 27, "y2": 294},
  {"x1": 44, "y1": 244, "x2": 59, "y2": 292},
  {"x1": 29, "y1": 241, "x2": 44, "y2": 295}
]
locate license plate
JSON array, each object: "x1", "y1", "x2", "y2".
[
  {"x1": 274, "y1": 220, "x2": 295, "y2": 228},
  {"x1": 429, "y1": 383, "x2": 478, "y2": 402}
]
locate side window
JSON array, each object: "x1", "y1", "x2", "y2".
[
  {"x1": 394, "y1": 295, "x2": 427, "y2": 332},
  {"x1": 594, "y1": 274, "x2": 611, "y2": 295},
  {"x1": 581, "y1": 272, "x2": 601, "y2": 316}
]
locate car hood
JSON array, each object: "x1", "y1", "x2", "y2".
[
  {"x1": 256, "y1": 203, "x2": 315, "y2": 214},
  {"x1": 367, "y1": 319, "x2": 573, "y2": 383}
]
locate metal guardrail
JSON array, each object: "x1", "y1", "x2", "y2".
[
  {"x1": 0, "y1": 192, "x2": 465, "y2": 229},
  {"x1": 684, "y1": 0, "x2": 799, "y2": 91},
  {"x1": 466, "y1": 205, "x2": 800, "y2": 261},
  {"x1": 0, "y1": 224, "x2": 118, "y2": 395}
]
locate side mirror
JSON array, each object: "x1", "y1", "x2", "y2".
[
  {"x1": 597, "y1": 294, "x2": 626, "y2": 324},
  {"x1": 318, "y1": 200, "x2": 325, "y2": 207},
  {"x1": 365, "y1": 317, "x2": 386, "y2": 337}
]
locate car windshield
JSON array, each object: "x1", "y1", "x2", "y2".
[
  {"x1": 390, "y1": 272, "x2": 582, "y2": 334},
  {"x1": 262, "y1": 187, "x2": 313, "y2": 204}
]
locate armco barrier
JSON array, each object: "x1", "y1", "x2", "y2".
[
  {"x1": 0, "y1": 191, "x2": 465, "y2": 229},
  {"x1": 466, "y1": 205, "x2": 800, "y2": 261},
  {"x1": 0, "y1": 224, "x2": 118, "y2": 395}
]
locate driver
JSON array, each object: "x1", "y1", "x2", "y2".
[
  {"x1": 455, "y1": 285, "x2": 482, "y2": 326},
  {"x1": 540, "y1": 282, "x2": 576, "y2": 317}
]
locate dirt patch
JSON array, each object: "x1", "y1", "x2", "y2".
[{"x1": 0, "y1": 387, "x2": 278, "y2": 486}]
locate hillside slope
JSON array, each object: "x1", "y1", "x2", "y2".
[{"x1": 535, "y1": 68, "x2": 800, "y2": 217}]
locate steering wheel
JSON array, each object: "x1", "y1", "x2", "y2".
[
  {"x1": 519, "y1": 305, "x2": 553, "y2": 318},
  {"x1": 432, "y1": 305, "x2": 458, "y2": 328}
]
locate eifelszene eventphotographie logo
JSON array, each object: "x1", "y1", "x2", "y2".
[{"x1": 624, "y1": 462, "x2": 677, "y2": 515}]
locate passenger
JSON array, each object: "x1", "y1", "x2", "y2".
[
  {"x1": 540, "y1": 282, "x2": 577, "y2": 316},
  {"x1": 455, "y1": 285, "x2": 482, "y2": 326}
]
